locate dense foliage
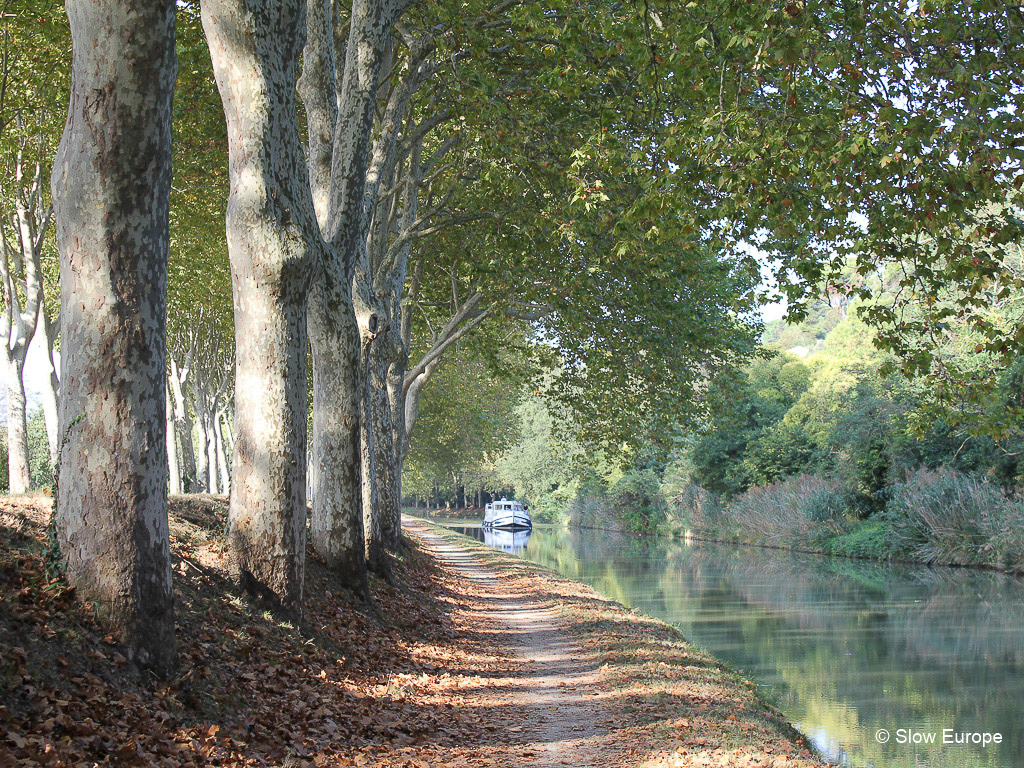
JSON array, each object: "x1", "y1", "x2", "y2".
[{"x1": 668, "y1": 297, "x2": 1024, "y2": 570}]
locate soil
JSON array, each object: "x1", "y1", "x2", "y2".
[{"x1": 407, "y1": 521, "x2": 626, "y2": 767}]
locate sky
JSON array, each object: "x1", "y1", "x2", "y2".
[{"x1": 0, "y1": 335, "x2": 56, "y2": 419}]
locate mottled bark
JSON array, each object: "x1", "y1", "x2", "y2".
[
  {"x1": 165, "y1": 378, "x2": 180, "y2": 494},
  {"x1": 325, "y1": 1, "x2": 403, "y2": 249},
  {"x1": 361, "y1": 326, "x2": 394, "y2": 571},
  {"x1": 202, "y1": 0, "x2": 320, "y2": 610},
  {"x1": 51, "y1": 0, "x2": 177, "y2": 675},
  {"x1": 300, "y1": 0, "x2": 405, "y2": 586},
  {"x1": 308, "y1": 281, "x2": 365, "y2": 582},
  {"x1": 5, "y1": 357, "x2": 29, "y2": 492},
  {"x1": 296, "y1": 0, "x2": 335, "y2": 232},
  {"x1": 35, "y1": 302, "x2": 60, "y2": 465}
]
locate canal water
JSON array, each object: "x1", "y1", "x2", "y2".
[{"x1": 427, "y1": 518, "x2": 1024, "y2": 768}]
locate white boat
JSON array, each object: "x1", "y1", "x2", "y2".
[{"x1": 482, "y1": 498, "x2": 531, "y2": 530}]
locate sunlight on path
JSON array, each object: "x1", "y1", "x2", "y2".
[{"x1": 407, "y1": 521, "x2": 630, "y2": 768}]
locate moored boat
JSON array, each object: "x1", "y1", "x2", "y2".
[{"x1": 482, "y1": 498, "x2": 531, "y2": 530}]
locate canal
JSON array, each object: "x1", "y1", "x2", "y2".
[{"x1": 428, "y1": 519, "x2": 1024, "y2": 768}]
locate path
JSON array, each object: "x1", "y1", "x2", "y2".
[{"x1": 406, "y1": 520, "x2": 627, "y2": 768}]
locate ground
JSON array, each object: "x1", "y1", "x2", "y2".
[{"x1": 1, "y1": 495, "x2": 823, "y2": 767}]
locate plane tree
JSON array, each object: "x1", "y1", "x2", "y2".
[
  {"x1": 620, "y1": 0, "x2": 1024, "y2": 398},
  {"x1": 350, "y1": 0, "x2": 765, "y2": 550},
  {"x1": 51, "y1": 0, "x2": 178, "y2": 674}
]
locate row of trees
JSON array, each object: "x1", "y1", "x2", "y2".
[
  {"x1": 10, "y1": 0, "x2": 1024, "y2": 674},
  {"x1": 0, "y1": 1, "x2": 65, "y2": 494},
  {"x1": 21, "y1": 0, "x2": 765, "y2": 675}
]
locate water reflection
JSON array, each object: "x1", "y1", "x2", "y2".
[
  {"x1": 428, "y1": 518, "x2": 1024, "y2": 768},
  {"x1": 484, "y1": 527, "x2": 531, "y2": 554},
  {"x1": 447, "y1": 524, "x2": 532, "y2": 556}
]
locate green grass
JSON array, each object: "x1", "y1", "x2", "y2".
[{"x1": 820, "y1": 518, "x2": 897, "y2": 560}]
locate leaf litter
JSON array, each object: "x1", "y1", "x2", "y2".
[{"x1": 1, "y1": 497, "x2": 824, "y2": 767}]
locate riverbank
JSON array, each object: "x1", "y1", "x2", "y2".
[
  {"x1": 0, "y1": 495, "x2": 822, "y2": 767},
  {"x1": 670, "y1": 470, "x2": 1024, "y2": 575},
  {"x1": 413, "y1": 519, "x2": 824, "y2": 767}
]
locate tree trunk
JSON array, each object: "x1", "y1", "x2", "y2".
[
  {"x1": 51, "y1": 0, "x2": 177, "y2": 676},
  {"x1": 165, "y1": 379, "x2": 180, "y2": 494},
  {"x1": 308, "y1": 282, "x2": 366, "y2": 584},
  {"x1": 192, "y1": 382, "x2": 210, "y2": 493},
  {"x1": 168, "y1": 358, "x2": 197, "y2": 492},
  {"x1": 214, "y1": 409, "x2": 230, "y2": 495},
  {"x1": 224, "y1": 410, "x2": 235, "y2": 452},
  {"x1": 205, "y1": 412, "x2": 219, "y2": 494},
  {"x1": 300, "y1": 0, "x2": 405, "y2": 588},
  {"x1": 360, "y1": 352, "x2": 382, "y2": 572},
  {"x1": 362, "y1": 329, "x2": 395, "y2": 573},
  {"x1": 35, "y1": 304, "x2": 60, "y2": 465},
  {"x1": 373, "y1": 362, "x2": 398, "y2": 547},
  {"x1": 402, "y1": 357, "x2": 440, "y2": 461},
  {"x1": 5, "y1": 356, "x2": 30, "y2": 493},
  {"x1": 202, "y1": 0, "x2": 320, "y2": 611},
  {"x1": 382, "y1": 350, "x2": 405, "y2": 546}
]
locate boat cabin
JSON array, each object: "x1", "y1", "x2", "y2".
[{"x1": 482, "y1": 497, "x2": 532, "y2": 530}]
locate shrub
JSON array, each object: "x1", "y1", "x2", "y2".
[
  {"x1": 822, "y1": 518, "x2": 900, "y2": 560},
  {"x1": 678, "y1": 474, "x2": 857, "y2": 546},
  {"x1": 669, "y1": 481, "x2": 723, "y2": 531},
  {"x1": 722, "y1": 474, "x2": 854, "y2": 546},
  {"x1": 566, "y1": 475, "x2": 616, "y2": 531},
  {"x1": 567, "y1": 470, "x2": 670, "y2": 535},
  {"x1": 609, "y1": 469, "x2": 667, "y2": 534},
  {"x1": 885, "y1": 467, "x2": 1024, "y2": 570}
]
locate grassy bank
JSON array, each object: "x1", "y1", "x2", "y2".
[
  {"x1": 670, "y1": 467, "x2": 1024, "y2": 573},
  {"x1": 420, "y1": 520, "x2": 824, "y2": 767}
]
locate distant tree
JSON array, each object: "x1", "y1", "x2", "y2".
[
  {"x1": 0, "y1": 0, "x2": 68, "y2": 486},
  {"x1": 691, "y1": 354, "x2": 811, "y2": 496},
  {"x1": 402, "y1": 344, "x2": 522, "y2": 503},
  {"x1": 26, "y1": 406, "x2": 50, "y2": 488},
  {"x1": 495, "y1": 395, "x2": 585, "y2": 510}
]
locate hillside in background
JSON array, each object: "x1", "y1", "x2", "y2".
[{"x1": 762, "y1": 298, "x2": 851, "y2": 356}]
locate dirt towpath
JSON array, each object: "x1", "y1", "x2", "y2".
[
  {"x1": 407, "y1": 520, "x2": 631, "y2": 767},
  {"x1": 0, "y1": 495, "x2": 822, "y2": 768}
]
